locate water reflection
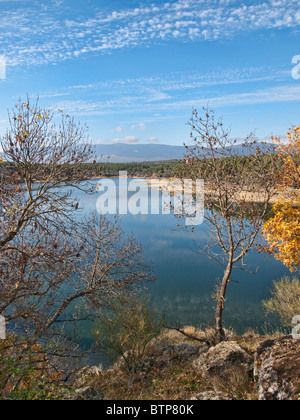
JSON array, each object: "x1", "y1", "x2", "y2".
[{"x1": 73, "y1": 178, "x2": 290, "y2": 334}]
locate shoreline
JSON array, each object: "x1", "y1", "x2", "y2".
[
  {"x1": 97, "y1": 176, "x2": 299, "y2": 205},
  {"x1": 145, "y1": 178, "x2": 283, "y2": 205}
]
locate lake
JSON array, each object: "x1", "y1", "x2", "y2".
[{"x1": 73, "y1": 177, "x2": 291, "y2": 341}]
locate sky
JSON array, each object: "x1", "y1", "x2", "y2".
[{"x1": 0, "y1": 0, "x2": 300, "y2": 146}]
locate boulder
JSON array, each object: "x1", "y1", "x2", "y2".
[
  {"x1": 146, "y1": 340, "x2": 174, "y2": 361},
  {"x1": 193, "y1": 341, "x2": 253, "y2": 380},
  {"x1": 254, "y1": 336, "x2": 300, "y2": 400},
  {"x1": 173, "y1": 342, "x2": 210, "y2": 361}
]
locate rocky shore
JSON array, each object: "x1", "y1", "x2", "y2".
[{"x1": 70, "y1": 331, "x2": 300, "y2": 401}]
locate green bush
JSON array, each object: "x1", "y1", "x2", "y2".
[
  {"x1": 95, "y1": 296, "x2": 162, "y2": 373},
  {"x1": 263, "y1": 276, "x2": 300, "y2": 326}
]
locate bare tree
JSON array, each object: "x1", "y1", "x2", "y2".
[
  {"x1": 0, "y1": 98, "x2": 94, "y2": 249},
  {"x1": 0, "y1": 99, "x2": 154, "y2": 398},
  {"x1": 182, "y1": 108, "x2": 279, "y2": 342}
]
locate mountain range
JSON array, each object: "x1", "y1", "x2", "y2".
[
  {"x1": 93, "y1": 143, "x2": 186, "y2": 163},
  {"x1": 92, "y1": 142, "x2": 277, "y2": 163}
]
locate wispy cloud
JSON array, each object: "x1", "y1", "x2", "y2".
[
  {"x1": 38, "y1": 65, "x2": 286, "y2": 110},
  {"x1": 47, "y1": 83, "x2": 300, "y2": 119},
  {"x1": 37, "y1": 62, "x2": 293, "y2": 119},
  {"x1": 154, "y1": 84, "x2": 300, "y2": 111},
  {"x1": 41, "y1": 67, "x2": 272, "y2": 98},
  {"x1": 1, "y1": 0, "x2": 300, "y2": 68}
]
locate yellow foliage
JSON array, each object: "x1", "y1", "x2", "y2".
[{"x1": 262, "y1": 126, "x2": 300, "y2": 271}]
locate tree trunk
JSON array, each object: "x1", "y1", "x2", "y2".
[{"x1": 215, "y1": 263, "x2": 232, "y2": 342}]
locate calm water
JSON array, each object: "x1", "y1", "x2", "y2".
[{"x1": 73, "y1": 178, "x2": 291, "y2": 339}]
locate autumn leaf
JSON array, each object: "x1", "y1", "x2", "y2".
[{"x1": 262, "y1": 125, "x2": 300, "y2": 271}]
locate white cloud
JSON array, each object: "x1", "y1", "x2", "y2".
[
  {"x1": 1, "y1": 0, "x2": 300, "y2": 67},
  {"x1": 112, "y1": 136, "x2": 140, "y2": 144},
  {"x1": 148, "y1": 137, "x2": 159, "y2": 143},
  {"x1": 139, "y1": 122, "x2": 147, "y2": 131}
]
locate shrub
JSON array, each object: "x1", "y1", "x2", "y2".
[
  {"x1": 95, "y1": 296, "x2": 162, "y2": 373},
  {"x1": 263, "y1": 276, "x2": 300, "y2": 326}
]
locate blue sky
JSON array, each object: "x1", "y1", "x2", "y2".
[{"x1": 0, "y1": 0, "x2": 300, "y2": 146}]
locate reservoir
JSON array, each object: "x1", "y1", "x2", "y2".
[{"x1": 74, "y1": 177, "x2": 291, "y2": 338}]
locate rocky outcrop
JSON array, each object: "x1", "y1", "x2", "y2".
[
  {"x1": 254, "y1": 336, "x2": 300, "y2": 400},
  {"x1": 146, "y1": 340, "x2": 210, "y2": 363},
  {"x1": 68, "y1": 366, "x2": 104, "y2": 400},
  {"x1": 193, "y1": 341, "x2": 253, "y2": 380},
  {"x1": 67, "y1": 335, "x2": 300, "y2": 400},
  {"x1": 116, "y1": 339, "x2": 209, "y2": 374},
  {"x1": 73, "y1": 366, "x2": 102, "y2": 388},
  {"x1": 127, "y1": 340, "x2": 210, "y2": 386}
]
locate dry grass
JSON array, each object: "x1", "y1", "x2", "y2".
[
  {"x1": 90, "y1": 358, "x2": 257, "y2": 401},
  {"x1": 82, "y1": 327, "x2": 284, "y2": 401},
  {"x1": 158, "y1": 326, "x2": 208, "y2": 345},
  {"x1": 209, "y1": 367, "x2": 257, "y2": 401},
  {"x1": 159, "y1": 326, "x2": 236, "y2": 346},
  {"x1": 91, "y1": 361, "x2": 209, "y2": 401},
  {"x1": 233, "y1": 328, "x2": 285, "y2": 356}
]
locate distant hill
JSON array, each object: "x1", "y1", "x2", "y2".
[
  {"x1": 92, "y1": 142, "x2": 277, "y2": 163},
  {"x1": 93, "y1": 143, "x2": 186, "y2": 163}
]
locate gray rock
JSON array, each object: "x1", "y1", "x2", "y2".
[
  {"x1": 254, "y1": 335, "x2": 300, "y2": 400},
  {"x1": 193, "y1": 341, "x2": 253, "y2": 380},
  {"x1": 73, "y1": 365, "x2": 102, "y2": 388},
  {"x1": 147, "y1": 339, "x2": 209, "y2": 363},
  {"x1": 173, "y1": 342, "x2": 209, "y2": 361},
  {"x1": 146, "y1": 339, "x2": 174, "y2": 359}
]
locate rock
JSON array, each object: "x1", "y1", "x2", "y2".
[
  {"x1": 190, "y1": 391, "x2": 232, "y2": 401},
  {"x1": 193, "y1": 341, "x2": 253, "y2": 380},
  {"x1": 147, "y1": 339, "x2": 209, "y2": 364},
  {"x1": 173, "y1": 342, "x2": 209, "y2": 361},
  {"x1": 146, "y1": 340, "x2": 174, "y2": 359},
  {"x1": 73, "y1": 365, "x2": 102, "y2": 388},
  {"x1": 254, "y1": 335, "x2": 300, "y2": 400},
  {"x1": 73, "y1": 386, "x2": 104, "y2": 401},
  {"x1": 126, "y1": 340, "x2": 210, "y2": 387}
]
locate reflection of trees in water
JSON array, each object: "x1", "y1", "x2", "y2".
[{"x1": 151, "y1": 294, "x2": 279, "y2": 334}]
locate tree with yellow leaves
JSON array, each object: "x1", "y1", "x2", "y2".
[{"x1": 262, "y1": 126, "x2": 300, "y2": 271}]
